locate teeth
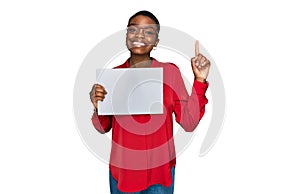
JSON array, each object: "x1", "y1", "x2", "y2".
[{"x1": 132, "y1": 42, "x2": 146, "y2": 46}]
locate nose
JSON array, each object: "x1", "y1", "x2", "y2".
[{"x1": 135, "y1": 28, "x2": 145, "y2": 38}]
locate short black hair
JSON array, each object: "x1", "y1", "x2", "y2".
[{"x1": 128, "y1": 10, "x2": 160, "y2": 33}]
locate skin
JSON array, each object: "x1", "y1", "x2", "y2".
[{"x1": 90, "y1": 15, "x2": 211, "y2": 110}]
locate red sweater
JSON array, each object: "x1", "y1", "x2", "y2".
[{"x1": 91, "y1": 58, "x2": 208, "y2": 192}]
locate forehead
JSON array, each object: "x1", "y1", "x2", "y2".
[{"x1": 129, "y1": 15, "x2": 157, "y2": 26}]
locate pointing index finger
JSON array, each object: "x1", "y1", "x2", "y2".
[{"x1": 195, "y1": 40, "x2": 199, "y2": 56}]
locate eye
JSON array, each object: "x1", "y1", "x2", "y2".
[
  {"x1": 127, "y1": 27, "x2": 137, "y2": 34},
  {"x1": 144, "y1": 30, "x2": 155, "y2": 36}
]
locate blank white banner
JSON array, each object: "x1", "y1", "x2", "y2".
[{"x1": 96, "y1": 68, "x2": 163, "y2": 115}]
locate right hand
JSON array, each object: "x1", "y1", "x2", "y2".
[{"x1": 89, "y1": 84, "x2": 107, "y2": 110}]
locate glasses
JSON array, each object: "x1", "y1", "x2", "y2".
[{"x1": 126, "y1": 25, "x2": 158, "y2": 38}]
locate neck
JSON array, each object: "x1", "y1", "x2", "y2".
[{"x1": 129, "y1": 54, "x2": 152, "y2": 68}]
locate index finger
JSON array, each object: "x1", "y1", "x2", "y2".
[{"x1": 195, "y1": 40, "x2": 199, "y2": 56}]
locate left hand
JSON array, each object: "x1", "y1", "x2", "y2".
[{"x1": 191, "y1": 40, "x2": 211, "y2": 83}]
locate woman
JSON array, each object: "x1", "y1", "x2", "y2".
[{"x1": 90, "y1": 10, "x2": 210, "y2": 194}]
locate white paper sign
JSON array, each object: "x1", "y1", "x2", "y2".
[{"x1": 96, "y1": 68, "x2": 163, "y2": 115}]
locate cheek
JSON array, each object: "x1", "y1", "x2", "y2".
[{"x1": 125, "y1": 37, "x2": 131, "y2": 48}]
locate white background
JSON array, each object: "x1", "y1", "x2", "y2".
[{"x1": 1, "y1": 0, "x2": 300, "y2": 193}]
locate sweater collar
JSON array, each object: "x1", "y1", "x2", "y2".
[{"x1": 124, "y1": 57, "x2": 158, "y2": 68}]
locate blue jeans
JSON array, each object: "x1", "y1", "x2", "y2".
[{"x1": 109, "y1": 167, "x2": 175, "y2": 194}]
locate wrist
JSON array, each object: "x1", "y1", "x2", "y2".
[{"x1": 195, "y1": 77, "x2": 206, "y2": 83}]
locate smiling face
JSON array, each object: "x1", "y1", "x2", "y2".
[{"x1": 126, "y1": 15, "x2": 159, "y2": 55}]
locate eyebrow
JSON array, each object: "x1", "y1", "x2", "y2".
[{"x1": 127, "y1": 24, "x2": 157, "y2": 31}]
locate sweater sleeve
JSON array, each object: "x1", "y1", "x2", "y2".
[
  {"x1": 172, "y1": 67, "x2": 209, "y2": 132},
  {"x1": 91, "y1": 112, "x2": 112, "y2": 133}
]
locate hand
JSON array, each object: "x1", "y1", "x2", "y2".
[
  {"x1": 191, "y1": 40, "x2": 211, "y2": 83},
  {"x1": 89, "y1": 84, "x2": 107, "y2": 110}
]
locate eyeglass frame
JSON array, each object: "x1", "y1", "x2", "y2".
[{"x1": 126, "y1": 24, "x2": 159, "y2": 38}]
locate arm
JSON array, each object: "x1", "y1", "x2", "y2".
[{"x1": 173, "y1": 40, "x2": 210, "y2": 131}]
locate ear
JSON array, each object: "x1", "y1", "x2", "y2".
[{"x1": 154, "y1": 38, "x2": 160, "y2": 47}]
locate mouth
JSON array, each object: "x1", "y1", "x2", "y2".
[{"x1": 132, "y1": 41, "x2": 147, "y2": 47}]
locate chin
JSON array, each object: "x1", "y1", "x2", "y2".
[{"x1": 130, "y1": 45, "x2": 153, "y2": 53}]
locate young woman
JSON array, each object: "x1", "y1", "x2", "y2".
[{"x1": 90, "y1": 10, "x2": 211, "y2": 194}]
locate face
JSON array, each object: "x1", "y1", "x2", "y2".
[{"x1": 126, "y1": 15, "x2": 159, "y2": 55}]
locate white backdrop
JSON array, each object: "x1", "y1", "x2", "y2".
[{"x1": 1, "y1": 0, "x2": 299, "y2": 193}]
